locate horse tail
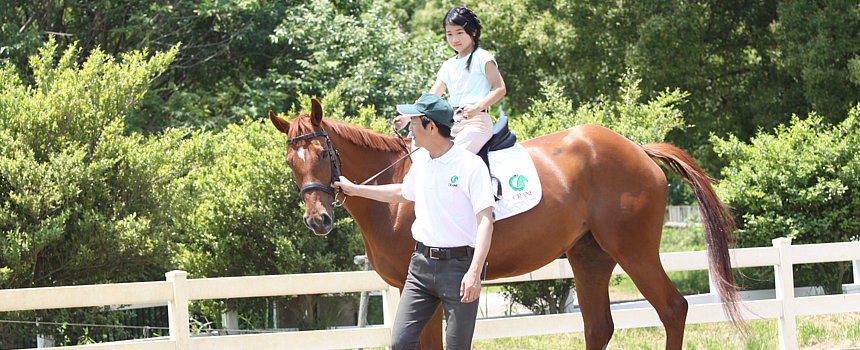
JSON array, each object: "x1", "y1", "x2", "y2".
[{"x1": 641, "y1": 143, "x2": 748, "y2": 331}]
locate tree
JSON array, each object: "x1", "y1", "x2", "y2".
[
  {"x1": 501, "y1": 70, "x2": 690, "y2": 314},
  {"x1": 712, "y1": 104, "x2": 860, "y2": 294},
  {"x1": 771, "y1": 0, "x2": 860, "y2": 124},
  {"x1": 0, "y1": 38, "x2": 191, "y2": 346},
  {"x1": 0, "y1": 0, "x2": 306, "y2": 133},
  {"x1": 269, "y1": 0, "x2": 449, "y2": 119}
]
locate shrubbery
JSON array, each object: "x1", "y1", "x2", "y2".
[{"x1": 713, "y1": 105, "x2": 860, "y2": 293}]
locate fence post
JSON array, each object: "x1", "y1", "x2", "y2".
[
  {"x1": 853, "y1": 259, "x2": 860, "y2": 292},
  {"x1": 773, "y1": 238, "x2": 798, "y2": 350},
  {"x1": 166, "y1": 270, "x2": 190, "y2": 350},
  {"x1": 382, "y1": 284, "x2": 401, "y2": 350}
]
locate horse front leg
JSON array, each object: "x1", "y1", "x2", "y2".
[
  {"x1": 568, "y1": 231, "x2": 618, "y2": 350},
  {"x1": 415, "y1": 305, "x2": 444, "y2": 350}
]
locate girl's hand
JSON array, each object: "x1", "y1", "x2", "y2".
[
  {"x1": 393, "y1": 115, "x2": 409, "y2": 131},
  {"x1": 461, "y1": 104, "x2": 481, "y2": 119}
]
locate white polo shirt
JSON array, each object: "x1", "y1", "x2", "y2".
[{"x1": 402, "y1": 145, "x2": 494, "y2": 248}]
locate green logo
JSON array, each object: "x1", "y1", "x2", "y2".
[
  {"x1": 509, "y1": 175, "x2": 528, "y2": 191},
  {"x1": 450, "y1": 175, "x2": 459, "y2": 184}
]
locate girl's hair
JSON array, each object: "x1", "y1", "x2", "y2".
[{"x1": 442, "y1": 6, "x2": 482, "y2": 71}]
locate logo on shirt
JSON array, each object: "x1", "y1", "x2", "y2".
[
  {"x1": 509, "y1": 175, "x2": 528, "y2": 191},
  {"x1": 449, "y1": 175, "x2": 459, "y2": 187}
]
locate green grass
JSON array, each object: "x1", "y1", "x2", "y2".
[
  {"x1": 470, "y1": 226, "x2": 860, "y2": 348},
  {"x1": 471, "y1": 312, "x2": 860, "y2": 349}
]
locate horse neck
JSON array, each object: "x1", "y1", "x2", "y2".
[
  {"x1": 324, "y1": 125, "x2": 409, "y2": 186},
  {"x1": 325, "y1": 124, "x2": 414, "y2": 243}
]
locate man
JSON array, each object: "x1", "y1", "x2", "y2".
[{"x1": 334, "y1": 93, "x2": 494, "y2": 350}]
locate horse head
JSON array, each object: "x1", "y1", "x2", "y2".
[{"x1": 269, "y1": 98, "x2": 340, "y2": 235}]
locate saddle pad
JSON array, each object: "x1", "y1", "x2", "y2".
[{"x1": 489, "y1": 144, "x2": 542, "y2": 221}]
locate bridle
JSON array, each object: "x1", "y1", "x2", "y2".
[
  {"x1": 285, "y1": 125, "x2": 417, "y2": 208},
  {"x1": 286, "y1": 130, "x2": 344, "y2": 207}
]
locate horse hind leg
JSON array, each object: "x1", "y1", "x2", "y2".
[
  {"x1": 567, "y1": 231, "x2": 618, "y2": 350},
  {"x1": 616, "y1": 253, "x2": 687, "y2": 350}
]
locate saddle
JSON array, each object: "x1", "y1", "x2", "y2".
[{"x1": 477, "y1": 116, "x2": 517, "y2": 200}]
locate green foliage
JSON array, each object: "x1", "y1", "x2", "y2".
[
  {"x1": 471, "y1": 0, "x2": 631, "y2": 113},
  {"x1": 501, "y1": 279, "x2": 574, "y2": 315},
  {"x1": 771, "y1": 0, "x2": 860, "y2": 122},
  {"x1": 270, "y1": 0, "x2": 448, "y2": 118},
  {"x1": 511, "y1": 69, "x2": 687, "y2": 144},
  {"x1": 713, "y1": 104, "x2": 860, "y2": 293},
  {"x1": 5, "y1": 0, "x2": 859, "y2": 178},
  {"x1": 0, "y1": 38, "x2": 184, "y2": 347}
]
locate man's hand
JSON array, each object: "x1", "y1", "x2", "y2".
[
  {"x1": 460, "y1": 268, "x2": 482, "y2": 303},
  {"x1": 333, "y1": 176, "x2": 356, "y2": 196}
]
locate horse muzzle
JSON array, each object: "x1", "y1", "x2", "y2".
[{"x1": 304, "y1": 212, "x2": 333, "y2": 235}]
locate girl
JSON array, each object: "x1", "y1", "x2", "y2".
[{"x1": 395, "y1": 6, "x2": 506, "y2": 154}]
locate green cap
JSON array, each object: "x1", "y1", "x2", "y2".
[{"x1": 396, "y1": 93, "x2": 455, "y2": 127}]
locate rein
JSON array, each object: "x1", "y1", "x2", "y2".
[{"x1": 286, "y1": 127, "x2": 414, "y2": 207}]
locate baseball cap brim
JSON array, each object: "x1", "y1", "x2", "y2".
[{"x1": 396, "y1": 104, "x2": 423, "y2": 116}]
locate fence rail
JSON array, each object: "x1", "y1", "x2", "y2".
[{"x1": 2, "y1": 238, "x2": 859, "y2": 350}]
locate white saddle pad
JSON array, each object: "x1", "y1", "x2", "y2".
[{"x1": 489, "y1": 144, "x2": 542, "y2": 220}]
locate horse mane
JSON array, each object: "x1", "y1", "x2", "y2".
[{"x1": 288, "y1": 114, "x2": 406, "y2": 153}]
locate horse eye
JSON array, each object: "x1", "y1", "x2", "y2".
[{"x1": 320, "y1": 150, "x2": 329, "y2": 158}]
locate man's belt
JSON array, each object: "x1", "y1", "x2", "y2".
[{"x1": 416, "y1": 242, "x2": 474, "y2": 260}]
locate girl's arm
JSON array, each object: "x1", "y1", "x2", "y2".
[
  {"x1": 462, "y1": 61, "x2": 506, "y2": 117},
  {"x1": 429, "y1": 78, "x2": 447, "y2": 97}
]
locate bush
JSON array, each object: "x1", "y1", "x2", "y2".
[
  {"x1": 712, "y1": 104, "x2": 860, "y2": 293},
  {"x1": 0, "y1": 38, "x2": 181, "y2": 347}
]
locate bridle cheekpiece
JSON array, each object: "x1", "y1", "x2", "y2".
[{"x1": 286, "y1": 129, "x2": 345, "y2": 207}]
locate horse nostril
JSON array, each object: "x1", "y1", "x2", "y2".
[
  {"x1": 303, "y1": 216, "x2": 312, "y2": 229},
  {"x1": 321, "y1": 213, "x2": 333, "y2": 228}
]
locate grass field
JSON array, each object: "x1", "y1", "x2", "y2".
[
  {"x1": 471, "y1": 312, "x2": 860, "y2": 349},
  {"x1": 469, "y1": 226, "x2": 860, "y2": 349}
]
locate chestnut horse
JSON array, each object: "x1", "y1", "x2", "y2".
[{"x1": 268, "y1": 99, "x2": 743, "y2": 350}]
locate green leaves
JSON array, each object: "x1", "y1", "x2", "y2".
[
  {"x1": 511, "y1": 69, "x2": 688, "y2": 144},
  {"x1": 270, "y1": 0, "x2": 448, "y2": 118},
  {"x1": 0, "y1": 39, "x2": 179, "y2": 290},
  {"x1": 713, "y1": 104, "x2": 860, "y2": 293}
]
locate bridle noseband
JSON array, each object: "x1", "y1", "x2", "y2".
[{"x1": 286, "y1": 130, "x2": 344, "y2": 206}]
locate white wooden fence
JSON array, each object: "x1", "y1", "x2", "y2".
[{"x1": 2, "y1": 237, "x2": 859, "y2": 350}]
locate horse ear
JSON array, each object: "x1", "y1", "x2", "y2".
[
  {"x1": 269, "y1": 110, "x2": 291, "y2": 134},
  {"x1": 310, "y1": 98, "x2": 323, "y2": 126}
]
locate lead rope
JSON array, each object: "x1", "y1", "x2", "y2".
[
  {"x1": 359, "y1": 148, "x2": 418, "y2": 186},
  {"x1": 356, "y1": 123, "x2": 418, "y2": 186}
]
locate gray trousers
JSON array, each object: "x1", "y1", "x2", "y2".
[{"x1": 390, "y1": 251, "x2": 480, "y2": 350}]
